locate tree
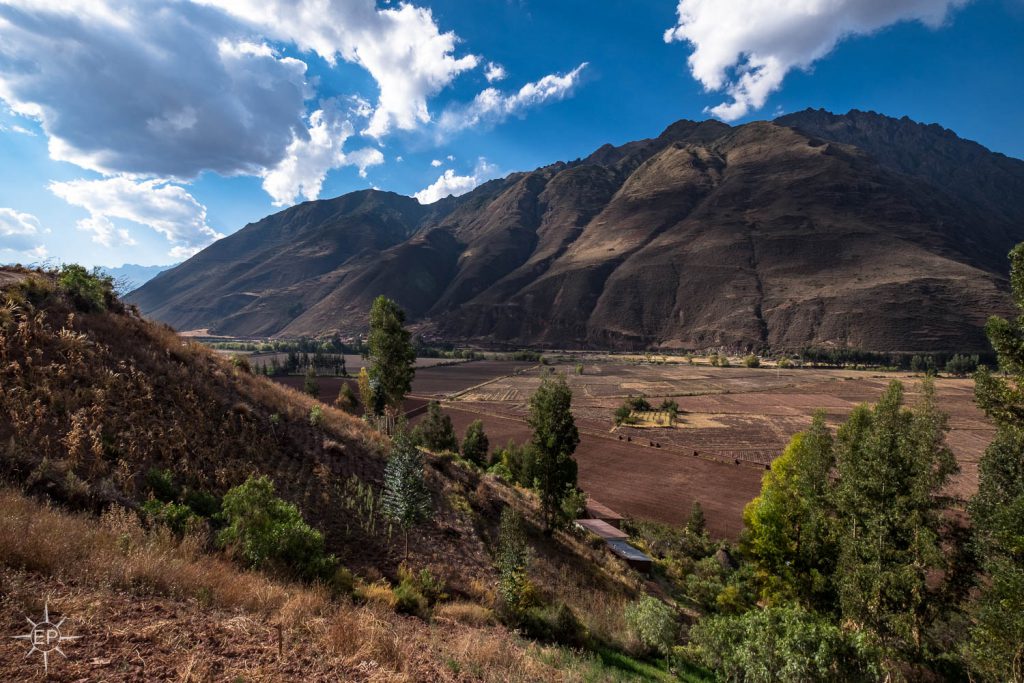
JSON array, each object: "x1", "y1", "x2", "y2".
[
  {"x1": 461, "y1": 419, "x2": 489, "y2": 466},
  {"x1": 303, "y1": 365, "x2": 319, "y2": 398},
  {"x1": 217, "y1": 475, "x2": 335, "y2": 580},
  {"x1": 624, "y1": 595, "x2": 678, "y2": 656},
  {"x1": 382, "y1": 431, "x2": 432, "y2": 561},
  {"x1": 367, "y1": 295, "x2": 416, "y2": 414},
  {"x1": 688, "y1": 605, "x2": 880, "y2": 683},
  {"x1": 944, "y1": 353, "x2": 979, "y2": 376},
  {"x1": 660, "y1": 398, "x2": 680, "y2": 424},
  {"x1": 496, "y1": 507, "x2": 532, "y2": 617},
  {"x1": 527, "y1": 374, "x2": 580, "y2": 532},
  {"x1": 335, "y1": 382, "x2": 357, "y2": 413},
  {"x1": 686, "y1": 500, "x2": 707, "y2": 538},
  {"x1": 412, "y1": 401, "x2": 458, "y2": 453},
  {"x1": 966, "y1": 242, "x2": 1024, "y2": 681},
  {"x1": 742, "y1": 411, "x2": 838, "y2": 611},
  {"x1": 833, "y1": 380, "x2": 959, "y2": 667},
  {"x1": 357, "y1": 367, "x2": 373, "y2": 416}
]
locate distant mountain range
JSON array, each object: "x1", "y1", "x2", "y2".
[
  {"x1": 103, "y1": 263, "x2": 175, "y2": 292},
  {"x1": 128, "y1": 109, "x2": 1024, "y2": 353}
]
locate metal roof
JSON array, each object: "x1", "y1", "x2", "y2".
[{"x1": 606, "y1": 540, "x2": 653, "y2": 563}]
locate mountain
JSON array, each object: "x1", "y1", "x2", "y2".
[
  {"x1": 128, "y1": 109, "x2": 1024, "y2": 353},
  {"x1": 102, "y1": 262, "x2": 175, "y2": 292}
]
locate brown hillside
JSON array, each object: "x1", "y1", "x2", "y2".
[
  {"x1": 1, "y1": 269, "x2": 660, "y2": 680},
  {"x1": 127, "y1": 110, "x2": 1024, "y2": 352}
]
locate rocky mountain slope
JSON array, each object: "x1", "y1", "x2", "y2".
[{"x1": 128, "y1": 110, "x2": 1024, "y2": 353}]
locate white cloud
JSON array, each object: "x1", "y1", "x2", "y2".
[
  {"x1": 447, "y1": 154, "x2": 455, "y2": 161},
  {"x1": 439, "y1": 63, "x2": 588, "y2": 133},
  {"x1": 49, "y1": 177, "x2": 223, "y2": 258},
  {"x1": 484, "y1": 62, "x2": 507, "y2": 83},
  {"x1": 431, "y1": 159, "x2": 443, "y2": 167},
  {"x1": 261, "y1": 105, "x2": 384, "y2": 207},
  {"x1": 664, "y1": 0, "x2": 969, "y2": 121},
  {"x1": 414, "y1": 158, "x2": 498, "y2": 205},
  {"x1": 0, "y1": 207, "x2": 47, "y2": 255},
  {"x1": 0, "y1": 1, "x2": 312, "y2": 177},
  {"x1": 196, "y1": 0, "x2": 479, "y2": 138}
]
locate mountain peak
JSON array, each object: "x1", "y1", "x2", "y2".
[{"x1": 129, "y1": 112, "x2": 1024, "y2": 353}]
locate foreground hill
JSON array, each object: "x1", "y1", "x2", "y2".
[
  {"x1": 129, "y1": 110, "x2": 1024, "y2": 353},
  {"x1": 1, "y1": 268, "x2": 669, "y2": 681}
]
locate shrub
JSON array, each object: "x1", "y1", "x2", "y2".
[
  {"x1": 614, "y1": 403, "x2": 634, "y2": 426},
  {"x1": 461, "y1": 419, "x2": 489, "y2": 466},
  {"x1": 141, "y1": 499, "x2": 196, "y2": 535},
  {"x1": 145, "y1": 468, "x2": 179, "y2": 503},
  {"x1": 743, "y1": 354, "x2": 760, "y2": 368},
  {"x1": 230, "y1": 354, "x2": 251, "y2": 373},
  {"x1": 624, "y1": 596, "x2": 677, "y2": 656},
  {"x1": 497, "y1": 507, "x2": 533, "y2": 617},
  {"x1": 393, "y1": 579, "x2": 428, "y2": 617},
  {"x1": 57, "y1": 264, "x2": 115, "y2": 312},
  {"x1": 183, "y1": 488, "x2": 221, "y2": 518},
  {"x1": 309, "y1": 404, "x2": 324, "y2": 427},
  {"x1": 778, "y1": 357, "x2": 793, "y2": 368},
  {"x1": 217, "y1": 475, "x2": 336, "y2": 581},
  {"x1": 559, "y1": 485, "x2": 587, "y2": 523},
  {"x1": 335, "y1": 382, "x2": 358, "y2": 413}
]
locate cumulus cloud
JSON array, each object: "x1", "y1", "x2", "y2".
[
  {"x1": 49, "y1": 177, "x2": 224, "y2": 258},
  {"x1": 484, "y1": 62, "x2": 507, "y2": 82},
  {"x1": 439, "y1": 63, "x2": 588, "y2": 133},
  {"x1": 0, "y1": 1, "x2": 311, "y2": 178},
  {"x1": 431, "y1": 159, "x2": 443, "y2": 167},
  {"x1": 664, "y1": 0, "x2": 969, "y2": 121},
  {"x1": 261, "y1": 105, "x2": 384, "y2": 206},
  {"x1": 0, "y1": 207, "x2": 47, "y2": 256},
  {"x1": 414, "y1": 158, "x2": 498, "y2": 204},
  {"x1": 196, "y1": 0, "x2": 479, "y2": 138}
]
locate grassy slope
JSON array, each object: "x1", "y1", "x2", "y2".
[{"x1": 0, "y1": 268, "x2": 689, "y2": 681}]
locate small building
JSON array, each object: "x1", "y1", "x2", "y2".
[
  {"x1": 583, "y1": 499, "x2": 626, "y2": 529},
  {"x1": 606, "y1": 540, "x2": 654, "y2": 573},
  {"x1": 576, "y1": 518, "x2": 628, "y2": 541}
]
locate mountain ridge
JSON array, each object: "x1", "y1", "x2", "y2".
[{"x1": 128, "y1": 109, "x2": 1024, "y2": 353}]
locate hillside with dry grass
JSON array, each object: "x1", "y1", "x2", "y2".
[{"x1": 0, "y1": 267, "x2": 692, "y2": 682}]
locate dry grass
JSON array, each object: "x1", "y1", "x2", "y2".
[{"x1": 1, "y1": 487, "x2": 657, "y2": 681}]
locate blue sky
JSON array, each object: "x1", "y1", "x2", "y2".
[{"x1": 0, "y1": 0, "x2": 1021, "y2": 269}]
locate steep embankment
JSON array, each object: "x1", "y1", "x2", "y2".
[{"x1": 1, "y1": 268, "x2": 660, "y2": 681}]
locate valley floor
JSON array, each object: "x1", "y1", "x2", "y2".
[{"x1": 278, "y1": 356, "x2": 992, "y2": 538}]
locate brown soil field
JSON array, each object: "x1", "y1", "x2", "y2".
[{"x1": 289, "y1": 358, "x2": 994, "y2": 539}]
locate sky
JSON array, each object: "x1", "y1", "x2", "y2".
[{"x1": 0, "y1": 0, "x2": 1022, "y2": 269}]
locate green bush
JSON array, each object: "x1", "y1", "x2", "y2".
[
  {"x1": 625, "y1": 595, "x2": 678, "y2": 656},
  {"x1": 183, "y1": 488, "x2": 221, "y2": 518},
  {"x1": 145, "y1": 468, "x2": 179, "y2": 503},
  {"x1": 217, "y1": 475, "x2": 335, "y2": 581},
  {"x1": 309, "y1": 404, "x2": 324, "y2": 427},
  {"x1": 743, "y1": 354, "x2": 760, "y2": 368},
  {"x1": 57, "y1": 264, "x2": 115, "y2": 312},
  {"x1": 141, "y1": 499, "x2": 196, "y2": 535}
]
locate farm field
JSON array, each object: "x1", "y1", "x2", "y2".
[{"x1": 281, "y1": 358, "x2": 994, "y2": 538}]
